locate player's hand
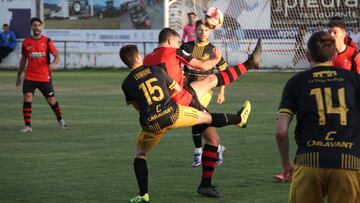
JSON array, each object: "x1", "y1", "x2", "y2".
[
  {"x1": 213, "y1": 48, "x2": 222, "y2": 59},
  {"x1": 281, "y1": 162, "x2": 294, "y2": 182},
  {"x1": 217, "y1": 93, "x2": 225, "y2": 104},
  {"x1": 16, "y1": 76, "x2": 21, "y2": 87},
  {"x1": 49, "y1": 63, "x2": 56, "y2": 71}
]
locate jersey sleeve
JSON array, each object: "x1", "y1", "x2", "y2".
[
  {"x1": 21, "y1": 41, "x2": 28, "y2": 58},
  {"x1": 353, "y1": 53, "x2": 360, "y2": 74},
  {"x1": 48, "y1": 39, "x2": 58, "y2": 55},
  {"x1": 278, "y1": 78, "x2": 297, "y2": 118},
  {"x1": 176, "y1": 48, "x2": 193, "y2": 65},
  {"x1": 122, "y1": 81, "x2": 134, "y2": 105},
  {"x1": 216, "y1": 57, "x2": 228, "y2": 71}
]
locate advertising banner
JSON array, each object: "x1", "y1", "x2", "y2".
[
  {"x1": 44, "y1": 0, "x2": 164, "y2": 29},
  {"x1": 271, "y1": 0, "x2": 360, "y2": 27}
]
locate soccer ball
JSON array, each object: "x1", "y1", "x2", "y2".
[{"x1": 203, "y1": 7, "x2": 224, "y2": 29}]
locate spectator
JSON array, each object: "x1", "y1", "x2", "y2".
[
  {"x1": 182, "y1": 12, "x2": 197, "y2": 43},
  {"x1": 0, "y1": 24, "x2": 16, "y2": 63}
]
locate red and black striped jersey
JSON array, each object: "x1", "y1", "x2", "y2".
[
  {"x1": 22, "y1": 35, "x2": 57, "y2": 82},
  {"x1": 333, "y1": 46, "x2": 360, "y2": 74}
]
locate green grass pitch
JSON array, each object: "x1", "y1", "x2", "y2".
[{"x1": 0, "y1": 70, "x2": 297, "y2": 203}]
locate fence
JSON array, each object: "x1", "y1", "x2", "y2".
[{"x1": 0, "y1": 39, "x2": 301, "y2": 69}]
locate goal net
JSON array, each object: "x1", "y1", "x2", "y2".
[{"x1": 168, "y1": 0, "x2": 360, "y2": 69}]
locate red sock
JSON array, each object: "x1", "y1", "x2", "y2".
[
  {"x1": 50, "y1": 102, "x2": 62, "y2": 121},
  {"x1": 201, "y1": 144, "x2": 218, "y2": 186},
  {"x1": 23, "y1": 102, "x2": 32, "y2": 127},
  {"x1": 216, "y1": 64, "x2": 247, "y2": 86}
]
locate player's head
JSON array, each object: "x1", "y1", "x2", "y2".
[
  {"x1": 307, "y1": 31, "x2": 336, "y2": 64},
  {"x1": 195, "y1": 20, "x2": 210, "y2": 43},
  {"x1": 158, "y1": 28, "x2": 180, "y2": 48},
  {"x1": 328, "y1": 16, "x2": 347, "y2": 45},
  {"x1": 3, "y1": 24, "x2": 9, "y2": 32},
  {"x1": 30, "y1": 17, "x2": 43, "y2": 36},
  {"x1": 187, "y1": 12, "x2": 197, "y2": 25},
  {"x1": 119, "y1": 45, "x2": 142, "y2": 69}
]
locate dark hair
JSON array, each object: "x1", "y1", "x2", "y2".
[
  {"x1": 30, "y1": 17, "x2": 43, "y2": 25},
  {"x1": 307, "y1": 31, "x2": 336, "y2": 63},
  {"x1": 195, "y1": 19, "x2": 205, "y2": 29},
  {"x1": 158, "y1": 28, "x2": 179, "y2": 43},
  {"x1": 119, "y1": 45, "x2": 139, "y2": 67},
  {"x1": 3, "y1": 24, "x2": 8, "y2": 27},
  {"x1": 328, "y1": 16, "x2": 346, "y2": 30},
  {"x1": 187, "y1": 12, "x2": 196, "y2": 17}
]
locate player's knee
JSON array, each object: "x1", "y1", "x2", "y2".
[
  {"x1": 198, "y1": 111, "x2": 212, "y2": 124},
  {"x1": 23, "y1": 93, "x2": 33, "y2": 101},
  {"x1": 206, "y1": 74, "x2": 218, "y2": 87},
  {"x1": 46, "y1": 97, "x2": 56, "y2": 105},
  {"x1": 135, "y1": 149, "x2": 148, "y2": 159}
]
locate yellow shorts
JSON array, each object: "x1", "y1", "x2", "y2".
[
  {"x1": 199, "y1": 90, "x2": 213, "y2": 108},
  {"x1": 136, "y1": 105, "x2": 201, "y2": 152},
  {"x1": 289, "y1": 165, "x2": 360, "y2": 203}
]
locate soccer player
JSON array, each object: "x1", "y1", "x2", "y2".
[
  {"x1": 120, "y1": 45, "x2": 252, "y2": 203},
  {"x1": 16, "y1": 18, "x2": 66, "y2": 132},
  {"x1": 181, "y1": 12, "x2": 197, "y2": 43},
  {"x1": 144, "y1": 27, "x2": 261, "y2": 197},
  {"x1": 329, "y1": 16, "x2": 358, "y2": 50},
  {"x1": 329, "y1": 19, "x2": 360, "y2": 73},
  {"x1": 276, "y1": 31, "x2": 360, "y2": 202},
  {"x1": 181, "y1": 20, "x2": 228, "y2": 167}
]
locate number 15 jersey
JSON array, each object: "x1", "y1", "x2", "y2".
[
  {"x1": 122, "y1": 65, "x2": 179, "y2": 131},
  {"x1": 278, "y1": 66, "x2": 360, "y2": 170}
]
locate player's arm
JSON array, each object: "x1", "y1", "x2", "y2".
[
  {"x1": 176, "y1": 48, "x2": 221, "y2": 71},
  {"x1": 189, "y1": 48, "x2": 222, "y2": 71},
  {"x1": 276, "y1": 114, "x2": 294, "y2": 180},
  {"x1": 276, "y1": 78, "x2": 297, "y2": 180},
  {"x1": 16, "y1": 56, "x2": 27, "y2": 87},
  {"x1": 353, "y1": 53, "x2": 360, "y2": 74},
  {"x1": 48, "y1": 40, "x2": 61, "y2": 71},
  {"x1": 216, "y1": 58, "x2": 228, "y2": 104},
  {"x1": 16, "y1": 43, "x2": 28, "y2": 87}
]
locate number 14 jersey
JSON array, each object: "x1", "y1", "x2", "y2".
[{"x1": 278, "y1": 66, "x2": 360, "y2": 170}]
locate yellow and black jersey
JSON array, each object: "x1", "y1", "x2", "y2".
[
  {"x1": 279, "y1": 66, "x2": 360, "y2": 170},
  {"x1": 122, "y1": 65, "x2": 179, "y2": 132},
  {"x1": 180, "y1": 41, "x2": 228, "y2": 83}
]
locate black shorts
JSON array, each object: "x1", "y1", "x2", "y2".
[{"x1": 23, "y1": 80, "x2": 55, "y2": 97}]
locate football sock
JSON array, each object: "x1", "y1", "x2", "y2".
[
  {"x1": 23, "y1": 101, "x2": 32, "y2": 127},
  {"x1": 215, "y1": 64, "x2": 247, "y2": 87},
  {"x1": 50, "y1": 102, "x2": 62, "y2": 121},
  {"x1": 192, "y1": 127, "x2": 203, "y2": 148},
  {"x1": 210, "y1": 113, "x2": 241, "y2": 127},
  {"x1": 201, "y1": 144, "x2": 218, "y2": 186},
  {"x1": 134, "y1": 158, "x2": 148, "y2": 196}
]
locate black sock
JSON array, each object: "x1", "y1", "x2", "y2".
[
  {"x1": 133, "y1": 158, "x2": 148, "y2": 196},
  {"x1": 210, "y1": 113, "x2": 241, "y2": 127},
  {"x1": 191, "y1": 126, "x2": 204, "y2": 148}
]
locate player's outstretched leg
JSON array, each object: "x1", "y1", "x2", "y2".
[
  {"x1": 47, "y1": 97, "x2": 66, "y2": 129},
  {"x1": 244, "y1": 38, "x2": 263, "y2": 70},
  {"x1": 237, "y1": 100, "x2": 251, "y2": 128}
]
